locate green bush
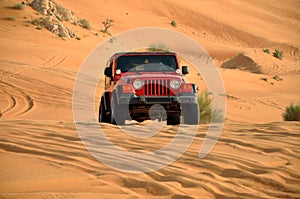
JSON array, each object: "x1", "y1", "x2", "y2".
[
  {"x1": 14, "y1": 3, "x2": 24, "y2": 10},
  {"x1": 148, "y1": 43, "x2": 169, "y2": 52},
  {"x1": 6, "y1": 16, "x2": 15, "y2": 21},
  {"x1": 273, "y1": 49, "x2": 284, "y2": 60},
  {"x1": 262, "y1": 49, "x2": 270, "y2": 54},
  {"x1": 198, "y1": 91, "x2": 225, "y2": 124},
  {"x1": 170, "y1": 20, "x2": 176, "y2": 27},
  {"x1": 41, "y1": 17, "x2": 51, "y2": 26},
  {"x1": 58, "y1": 32, "x2": 66, "y2": 37},
  {"x1": 55, "y1": 4, "x2": 71, "y2": 21},
  {"x1": 79, "y1": 19, "x2": 90, "y2": 30},
  {"x1": 283, "y1": 103, "x2": 300, "y2": 121},
  {"x1": 31, "y1": 18, "x2": 40, "y2": 26},
  {"x1": 55, "y1": 4, "x2": 64, "y2": 15}
]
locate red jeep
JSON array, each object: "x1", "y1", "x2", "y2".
[{"x1": 99, "y1": 52, "x2": 199, "y2": 125}]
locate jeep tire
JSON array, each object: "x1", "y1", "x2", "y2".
[
  {"x1": 99, "y1": 99, "x2": 110, "y2": 123},
  {"x1": 111, "y1": 95, "x2": 126, "y2": 125},
  {"x1": 182, "y1": 104, "x2": 199, "y2": 125},
  {"x1": 167, "y1": 114, "x2": 180, "y2": 125}
]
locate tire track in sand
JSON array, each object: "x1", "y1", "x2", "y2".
[
  {"x1": 0, "y1": 81, "x2": 34, "y2": 117},
  {"x1": 0, "y1": 120, "x2": 299, "y2": 198}
]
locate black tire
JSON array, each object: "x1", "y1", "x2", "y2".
[
  {"x1": 111, "y1": 95, "x2": 125, "y2": 125},
  {"x1": 167, "y1": 114, "x2": 180, "y2": 125},
  {"x1": 182, "y1": 104, "x2": 199, "y2": 125},
  {"x1": 135, "y1": 119, "x2": 144, "y2": 123},
  {"x1": 99, "y1": 99, "x2": 110, "y2": 123}
]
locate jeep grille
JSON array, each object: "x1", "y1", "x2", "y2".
[{"x1": 144, "y1": 79, "x2": 171, "y2": 96}]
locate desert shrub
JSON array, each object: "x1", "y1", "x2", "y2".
[
  {"x1": 170, "y1": 20, "x2": 176, "y2": 27},
  {"x1": 101, "y1": 18, "x2": 114, "y2": 35},
  {"x1": 55, "y1": 4, "x2": 71, "y2": 21},
  {"x1": 263, "y1": 48, "x2": 270, "y2": 54},
  {"x1": 79, "y1": 18, "x2": 90, "y2": 30},
  {"x1": 198, "y1": 91, "x2": 225, "y2": 124},
  {"x1": 6, "y1": 16, "x2": 15, "y2": 20},
  {"x1": 55, "y1": 4, "x2": 64, "y2": 15},
  {"x1": 273, "y1": 75, "x2": 282, "y2": 81},
  {"x1": 14, "y1": 3, "x2": 24, "y2": 10},
  {"x1": 148, "y1": 43, "x2": 170, "y2": 52},
  {"x1": 31, "y1": 18, "x2": 40, "y2": 26},
  {"x1": 58, "y1": 32, "x2": 66, "y2": 37},
  {"x1": 76, "y1": 36, "x2": 81, "y2": 40},
  {"x1": 273, "y1": 49, "x2": 283, "y2": 60},
  {"x1": 31, "y1": 17, "x2": 50, "y2": 27},
  {"x1": 283, "y1": 103, "x2": 300, "y2": 121},
  {"x1": 260, "y1": 77, "x2": 267, "y2": 82}
]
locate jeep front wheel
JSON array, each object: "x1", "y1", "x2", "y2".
[
  {"x1": 99, "y1": 99, "x2": 110, "y2": 123},
  {"x1": 182, "y1": 104, "x2": 199, "y2": 125},
  {"x1": 111, "y1": 95, "x2": 125, "y2": 125},
  {"x1": 167, "y1": 114, "x2": 180, "y2": 125}
]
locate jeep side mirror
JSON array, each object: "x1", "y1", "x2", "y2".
[
  {"x1": 104, "y1": 67, "x2": 112, "y2": 77},
  {"x1": 182, "y1": 66, "x2": 189, "y2": 75}
]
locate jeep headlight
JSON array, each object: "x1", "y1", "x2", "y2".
[
  {"x1": 170, "y1": 79, "x2": 181, "y2": 89},
  {"x1": 133, "y1": 79, "x2": 144, "y2": 90}
]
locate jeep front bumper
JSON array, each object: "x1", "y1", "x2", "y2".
[{"x1": 117, "y1": 93, "x2": 198, "y2": 105}]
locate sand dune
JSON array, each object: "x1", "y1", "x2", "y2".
[
  {"x1": 1, "y1": 120, "x2": 299, "y2": 198},
  {"x1": 1, "y1": 0, "x2": 300, "y2": 198}
]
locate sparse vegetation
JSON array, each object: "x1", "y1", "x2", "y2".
[
  {"x1": 262, "y1": 48, "x2": 270, "y2": 54},
  {"x1": 260, "y1": 77, "x2": 268, "y2": 82},
  {"x1": 31, "y1": 17, "x2": 51, "y2": 27},
  {"x1": 6, "y1": 16, "x2": 15, "y2": 21},
  {"x1": 42, "y1": 17, "x2": 51, "y2": 26},
  {"x1": 79, "y1": 18, "x2": 90, "y2": 30},
  {"x1": 198, "y1": 91, "x2": 225, "y2": 124},
  {"x1": 273, "y1": 49, "x2": 284, "y2": 60},
  {"x1": 273, "y1": 75, "x2": 283, "y2": 81},
  {"x1": 283, "y1": 103, "x2": 300, "y2": 121},
  {"x1": 76, "y1": 36, "x2": 81, "y2": 40},
  {"x1": 31, "y1": 18, "x2": 40, "y2": 26},
  {"x1": 101, "y1": 18, "x2": 114, "y2": 35},
  {"x1": 14, "y1": 3, "x2": 24, "y2": 10},
  {"x1": 28, "y1": 0, "x2": 79, "y2": 39},
  {"x1": 170, "y1": 20, "x2": 176, "y2": 27},
  {"x1": 55, "y1": 4, "x2": 71, "y2": 21},
  {"x1": 55, "y1": 4, "x2": 64, "y2": 16},
  {"x1": 148, "y1": 43, "x2": 170, "y2": 52},
  {"x1": 58, "y1": 32, "x2": 66, "y2": 37}
]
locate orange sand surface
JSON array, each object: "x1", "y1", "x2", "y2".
[{"x1": 1, "y1": 0, "x2": 299, "y2": 198}]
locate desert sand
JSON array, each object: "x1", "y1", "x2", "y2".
[{"x1": 1, "y1": 0, "x2": 300, "y2": 198}]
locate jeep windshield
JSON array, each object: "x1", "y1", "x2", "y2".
[{"x1": 116, "y1": 55, "x2": 178, "y2": 72}]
